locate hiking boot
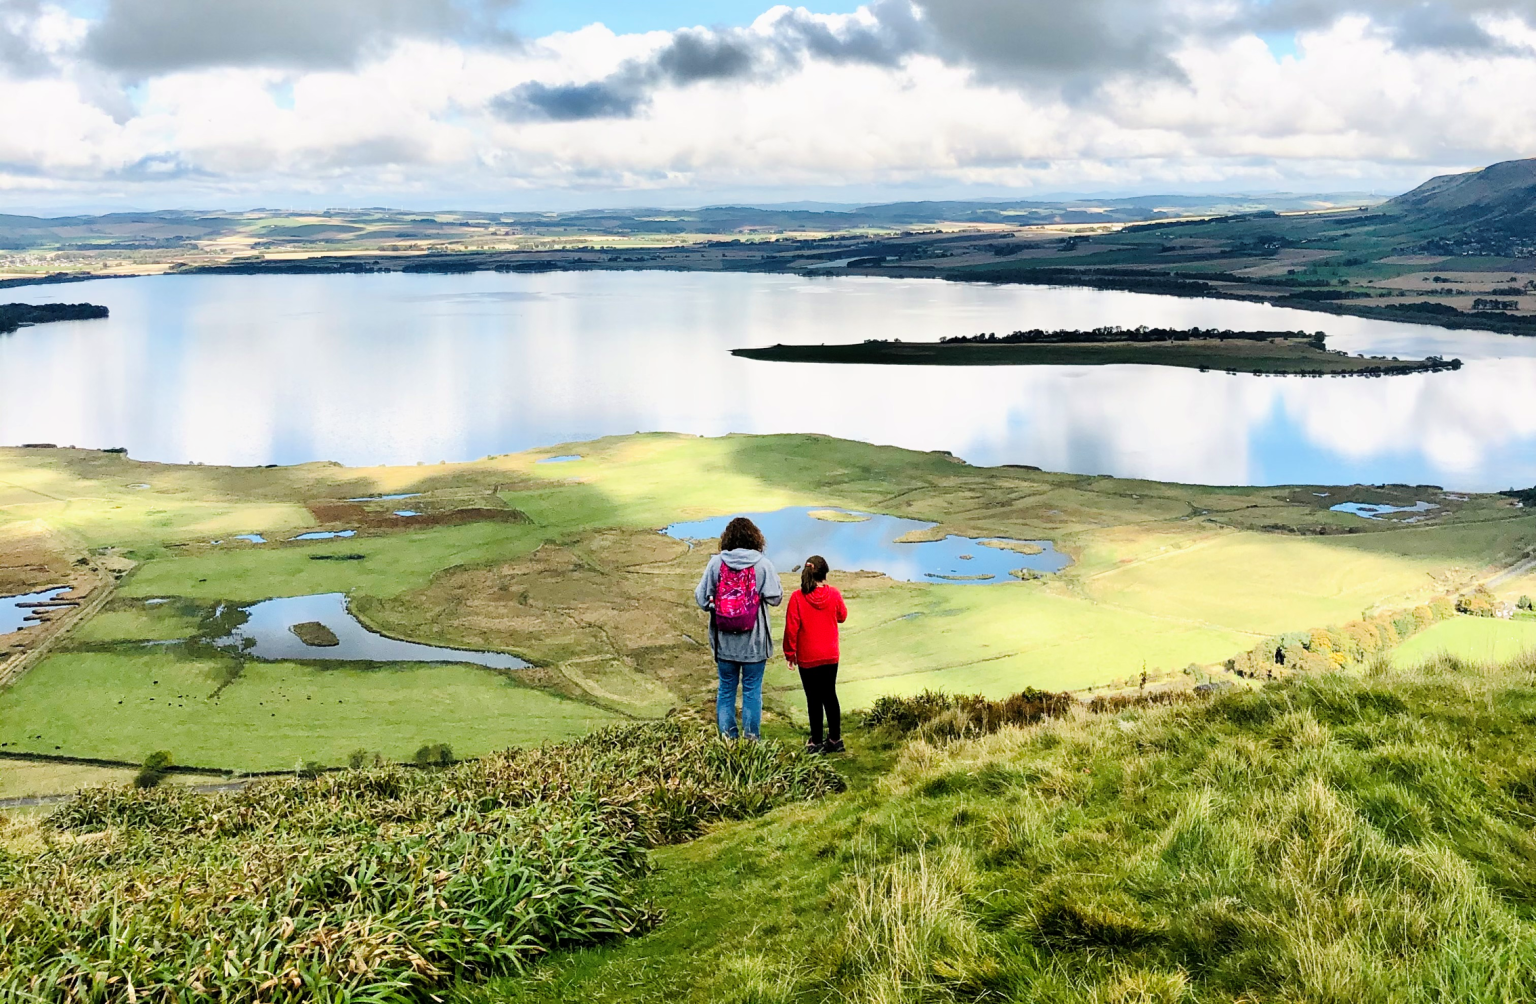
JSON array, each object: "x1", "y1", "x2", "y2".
[
  {"x1": 805, "y1": 739, "x2": 825, "y2": 755},
  {"x1": 822, "y1": 738, "x2": 846, "y2": 754}
]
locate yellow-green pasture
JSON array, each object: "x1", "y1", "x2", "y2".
[
  {"x1": 0, "y1": 761, "x2": 138, "y2": 800},
  {"x1": 1390, "y1": 617, "x2": 1536, "y2": 669},
  {"x1": 0, "y1": 650, "x2": 619, "y2": 771}
]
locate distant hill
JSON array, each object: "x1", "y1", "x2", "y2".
[
  {"x1": 0, "y1": 193, "x2": 1387, "y2": 251},
  {"x1": 1386, "y1": 157, "x2": 1536, "y2": 238}
]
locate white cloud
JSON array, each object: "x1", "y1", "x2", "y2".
[{"x1": 1, "y1": 2, "x2": 1535, "y2": 208}]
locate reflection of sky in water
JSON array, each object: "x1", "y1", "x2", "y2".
[
  {"x1": 217, "y1": 592, "x2": 527, "y2": 667},
  {"x1": 663, "y1": 507, "x2": 1071, "y2": 585},
  {"x1": 4, "y1": 271, "x2": 1535, "y2": 490},
  {"x1": 1331, "y1": 501, "x2": 1439, "y2": 520},
  {"x1": 291, "y1": 530, "x2": 355, "y2": 540},
  {"x1": 0, "y1": 586, "x2": 72, "y2": 635}
]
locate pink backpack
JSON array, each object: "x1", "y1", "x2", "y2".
[{"x1": 714, "y1": 561, "x2": 762, "y2": 633}]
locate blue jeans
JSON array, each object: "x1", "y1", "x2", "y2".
[{"x1": 716, "y1": 660, "x2": 766, "y2": 739}]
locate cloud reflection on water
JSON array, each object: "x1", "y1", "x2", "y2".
[{"x1": 1, "y1": 270, "x2": 1532, "y2": 490}]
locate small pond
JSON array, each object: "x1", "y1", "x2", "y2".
[
  {"x1": 347, "y1": 493, "x2": 422, "y2": 501},
  {"x1": 0, "y1": 586, "x2": 74, "y2": 635},
  {"x1": 232, "y1": 533, "x2": 267, "y2": 543},
  {"x1": 291, "y1": 530, "x2": 356, "y2": 541},
  {"x1": 213, "y1": 592, "x2": 528, "y2": 668},
  {"x1": 662, "y1": 507, "x2": 1071, "y2": 585},
  {"x1": 538, "y1": 455, "x2": 582, "y2": 464},
  {"x1": 1331, "y1": 501, "x2": 1440, "y2": 521}
]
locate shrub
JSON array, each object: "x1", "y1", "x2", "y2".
[
  {"x1": 1520, "y1": 596, "x2": 1533, "y2": 612},
  {"x1": 414, "y1": 742, "x2": 455, "y2": 768},
  {"x1": 1457, "y1": 586, "x2": 1498, "y2": 618},
  {"x1": 133, "y1": 749, "x2": 173, "y2": 789},
  {"x1": 2, "y1": 721, "x2": 843, "y2": 1002}
]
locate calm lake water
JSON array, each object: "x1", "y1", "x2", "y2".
[{"x1": 4, "y1": 270, "x2": 1535, "y2": 490}]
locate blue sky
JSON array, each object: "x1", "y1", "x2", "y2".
[{"x1": 511, "y1": 1, "x2": 863, "y2": 37}]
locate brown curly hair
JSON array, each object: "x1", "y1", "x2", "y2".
[{"x1": 720, "y1": 516, "x2": 765, "y2": 553}]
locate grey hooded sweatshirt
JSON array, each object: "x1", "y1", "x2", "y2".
[{"x1": 695, "y1": 548, "x2": 783, "y2": 663}]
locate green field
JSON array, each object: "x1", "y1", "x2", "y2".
[
  {"x1": 4, "y1": 434, "x2": 1534, "y2": 778},
  {"x1": 0, "y1": 650, "x2": 618, "y2": 770},
  {"x1": 1390, "y1": 617, "x2": 1536, "y2": 668}
]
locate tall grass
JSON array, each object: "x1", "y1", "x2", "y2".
[
  {"x1": 0, "y1": 720, "x2": 842, "y2": 1002},
  {"x1": 828, "y1": 656, "x2": 1536, "y2": 1002}
]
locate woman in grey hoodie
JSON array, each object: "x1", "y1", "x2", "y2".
[{"x1": 694, "y1": 516, "x2": 783, "y2": 740}]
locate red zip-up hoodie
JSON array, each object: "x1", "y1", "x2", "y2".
[{"x1": 783, "y1": 584, "x2": 847, "y2": 668}]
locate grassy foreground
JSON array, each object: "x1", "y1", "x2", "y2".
[
  {"x1": 476, "y1": 658, "x2": 1536, "y2": 1003},
  {"x1": 0, "y1": 720, "x2": 842, "y2": 1001}
]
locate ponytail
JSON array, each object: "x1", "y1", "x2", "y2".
[{"x1": 800, "y1": 555, "x2": 829, "y2": 595}]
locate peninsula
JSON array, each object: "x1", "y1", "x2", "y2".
[
  {"x1": 0, "y1": 302, "x2": 109, "y2": 335},
  {"x1": 733, "y1": 327, "x2": 1463, "y2": 375}
]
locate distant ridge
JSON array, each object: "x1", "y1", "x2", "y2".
[{"x1": 1387, "y1": 157, "x2": 1536, "y2": 235}]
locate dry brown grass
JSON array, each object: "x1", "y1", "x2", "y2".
[{"x1": 355, "y1": 529, "x2": 712, "y2": 714}]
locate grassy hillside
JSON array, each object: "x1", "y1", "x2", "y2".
[
  {"x1": 7, "y1": 656, "x2": 1535, "y2": 1001},
  {"x1": 474, "y1": 657, "x2": 1536, "y2": 1003}
]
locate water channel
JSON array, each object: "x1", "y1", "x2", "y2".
[{"x1": 3, "y1": 270, "x2": 1534, "y2": 490}]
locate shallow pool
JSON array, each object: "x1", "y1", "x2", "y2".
[
  {"x1": 1331, "y1": 501, "x2": 1440, "y2": 520},
  {"x1": 662, "y1": 507, "x2": 1070, "y2": 584},
  {"x1": 214, "y1": 593, "x2": 528, "y2": 668},
  {"x1": 291, "y1": 530, "x2": 357, "y2": 541},
  {"x1": 0, "y1": 586, "x2": 74, "y2": 635}
]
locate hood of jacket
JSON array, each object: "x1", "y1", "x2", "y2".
[
  {"x1": 719, "y1": 548, "x2": 763, "y2": 570},
  {"x1": 801, "y1": 584, "x2": 837, "y2": 608}
]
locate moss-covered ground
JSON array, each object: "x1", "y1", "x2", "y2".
[{"x1": 3, "y1": 434, "x2": 1534, "y2": 774}]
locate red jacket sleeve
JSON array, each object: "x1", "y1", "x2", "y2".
[
  {"x1": 783, "y1": 591, "x2": 801, "y2": 663},
  {"x1": 836, "y1": 588, "x2": 848, "y2": 624}
]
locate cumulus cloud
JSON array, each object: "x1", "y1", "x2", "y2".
[
  {"x1": 912, "y1": 0, "x2": 1199, "y2": 89},
  {"x1": 492, "y1": 3, "x2": 924, "y2": 121},
  {"x1": 3, "y1": 1, "x2": 1536, "y2": 207},
  {"x1": 82, "y1": 0, "x2": 519, "y2": 75},
  {"x1": 1243, "y1": 0, "x2": 1536, "y2": 52}
]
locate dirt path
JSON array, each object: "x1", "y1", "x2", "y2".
[
  {"x1": 1486, "y1": 553, "x2": 1536, "y2": 590},
  {"x1": 0, "y1": 779, "x2": 249, "y2": 810}
]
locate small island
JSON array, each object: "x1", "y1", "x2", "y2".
[
  {"x1": 734, "y1": 327, "x2": 1463, "y2": 376},
  {"x1": 0, "y1": 302, "x2": 110, "y2": 335},
  {"x1": 289, "y1": 621, "x2": 340, "y2": 647}
]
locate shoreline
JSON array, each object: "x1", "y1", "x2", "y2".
[{"x1": 3, "y1": 252, "x2": 1534, "y2": 339}]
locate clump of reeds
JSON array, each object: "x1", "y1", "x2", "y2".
[
  {"x1": 865, "y1": 688, "x2": 1191, "y2": 744},
  {"x1": 0, "y1": 720, "x2": 842, "y2": 1002}
]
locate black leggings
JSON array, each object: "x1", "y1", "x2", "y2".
[{"x1": 799, "y1": 663, "x2": 841, "y2": 744}]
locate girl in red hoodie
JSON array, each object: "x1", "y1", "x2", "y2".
[{"x1": 783, "y1": 555, "x2": 848, "y2": 753}]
